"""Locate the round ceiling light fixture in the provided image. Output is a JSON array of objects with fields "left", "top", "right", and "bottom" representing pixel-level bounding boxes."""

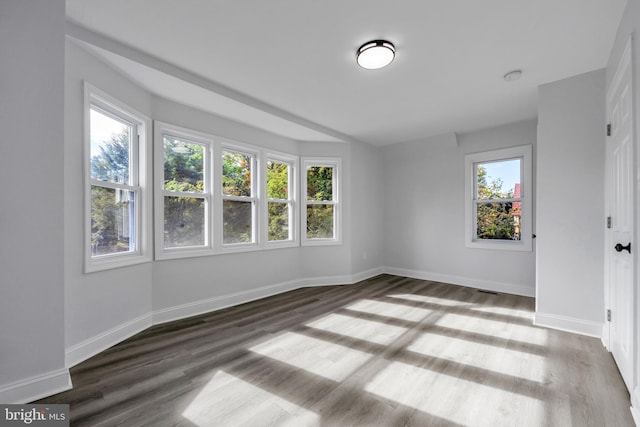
[
  {"left": 503, "top": 69, "right": 523, "bottom": 82},
  {"left": 356, "top": 40, "right": 395, "bottom": 70}
]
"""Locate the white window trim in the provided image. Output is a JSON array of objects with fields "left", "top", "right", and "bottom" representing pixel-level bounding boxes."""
[
  {"left": 84, "top": 82, "right": 152, "bottom": 273},
  {"left": 263, "top": 151, "right": 299, "bottom": 248},
  {"left": 301, "top": 157, "right": 342, "bottom": 246},
  {"left": 464, "top": 145, "right": 532, "bottom": 251},
  {"left": 217, "top": 141, "right": 261, "bottom": 253},
  {"left": 154, "top": 121, "right": 214, "bottom": 260}
]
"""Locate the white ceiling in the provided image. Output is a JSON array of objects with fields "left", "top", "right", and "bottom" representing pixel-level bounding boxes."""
[{"left": 66, "top": 0, "right": 626, "bottom": 146}]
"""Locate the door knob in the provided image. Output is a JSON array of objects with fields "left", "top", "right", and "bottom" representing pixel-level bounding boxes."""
[{"left": 615, "top": 242, "right": 631, "bottom": 253}]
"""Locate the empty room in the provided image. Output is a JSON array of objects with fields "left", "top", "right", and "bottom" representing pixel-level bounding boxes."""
[{"left": 1, "top": 1, "right": 640, "bottom": 426}]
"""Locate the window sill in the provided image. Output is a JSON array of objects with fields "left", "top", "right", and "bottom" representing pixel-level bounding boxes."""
[
  {"left": 85, "top": 253, "right": 152, "bottom": 273},
  {"left": 466, "top": 239, "right": 532, "bottom": 252},
  {"left": 302, "top": 238, "right": 342, "bottom": 247}
]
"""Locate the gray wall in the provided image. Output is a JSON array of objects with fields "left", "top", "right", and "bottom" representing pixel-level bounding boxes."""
[
  {"left": 0, "top": 0, "right": 68, "bottom": 401},
  {"left": 350, "top": 140, "right": 384, "bottom": 275},
  {"left": 536, "top": 69, "right": 605, "bottom": 335},
  {"left": 64, "top": 41, "right": 154, "bottom": 358},
  {"left": 382, "top": 121, "right": 537, "bottom": 297}
]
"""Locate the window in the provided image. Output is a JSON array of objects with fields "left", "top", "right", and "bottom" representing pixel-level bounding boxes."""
[
  {"left": 465, "top": 145, "right": 532, "bottom": 251},
  {"left": 302, "top": 158, "right": 341, "bottom": 245},
  {"left": 155, "top": 122, "right": 213, "bottom": 259},
  {"left": 85, "top": 84, "right": 151, "bottom": 272},
  {"left": 221, "top": 147, "right": 257, "bottom": 246},
  {"left": 265, "top": 153, "right": 298, "bottom": 246}
]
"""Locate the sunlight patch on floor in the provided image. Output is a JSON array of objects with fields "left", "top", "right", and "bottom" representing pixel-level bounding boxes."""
[
  {"left": 408, "top": 332, "right": 546, "bottom": 383},
  {"left": 388, "top": 293, "right": 467, "bottom": 307},
  {"left": 346, "top": 299, "right": 432, "bottom": 322},
  {"left": 182, "top": 370, "right": 320, "bottom": 426},
  {"left": 364, "top": 361, "right": 544, "bottom": 427},
  {"left": 306, "top": 313, "right": 407, "bottom": 345},
  {"left": 436, "top": 313, "right": 548, "bottom": 345},
  {"left": 249, "top": 332, "right": 372, "bottom": 382}
]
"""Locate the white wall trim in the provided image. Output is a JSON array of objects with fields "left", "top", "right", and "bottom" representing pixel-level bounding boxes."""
[
  {"left": 351, "top": 267, "right": 385, "bottom": 283},
  {"left": 534, "top": 312, "right": 603, "bottom": 338},
  {"left": 601, "top": 323, "right": 611, "bottom": 350},
  {"left": 65, "top": 313, "right": 153, "bottom": 368},
  {"left": 152, "top": 279, "right": 303, "bottom": 325},
  {"left": 67, "top": 269, "right": 383, "bottom": 370},
  {"left": 0, "top": 368, "right": 71, "bottom": 404},
  {"left": 153, "top": 268, "right": 383, "bottom": 325},
  {"left": 631, "top": 386, "right": 640, "bottom": 426},
  {"left": 153, "top": 268, "right": 382, "bottom": 325},
  {"left": 382, "top": 266, "right": 534, "bottom": 297}
]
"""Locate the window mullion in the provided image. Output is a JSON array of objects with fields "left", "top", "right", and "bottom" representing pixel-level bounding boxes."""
[
  {"left": 90, "top": 179, "right": 139, "bottom": 192},
  {"left": 306, "top": 200, "right": 335, "bottom": 205},
  {"left": 475, "top": 197, "right": 522, "bottom": 204},
  {"left": 163, "top": 190, "right": 207, "bottom": 199}
]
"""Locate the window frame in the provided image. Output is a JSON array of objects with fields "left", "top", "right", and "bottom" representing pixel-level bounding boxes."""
[
  {"left": 154, "top": 121, "right": 214, "bottom": 260},
  {"left": 464, "top": 145, "right": 532, "bottom": 251},
  {"left": 301, "top": 157, "right": 342, "bottom": 246},
  {"left": 217, "top": 142, "right": 260, "bottom": 252},
  {"left": 84, "top": 83, "right": 152, "bottom": 272},
  {"left": 263, "top": 151, "right": 299, "bottom": 248}
]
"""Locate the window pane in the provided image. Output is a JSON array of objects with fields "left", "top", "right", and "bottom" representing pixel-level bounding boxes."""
[
  {"left": 222, "top": 151, "right": 252, "bottom": 196},
  {"left": 163, "top": 136, "right": 204, "bottom": 192},
  {"left": 223, "top": 200, "right": 253, "bottom": 243},
  {"left": 90, "top": 108, "right": 132, "bottom": 184},
  {"left": 307, "top": 204, "right": 334, "bottom": 238},
  {"left": 268, "top": 202, "right": 289, "bottom": 241},
  {"left": 307, "top": 166, "right": 333, "bottom": 201},
  {"left": 91, "top": 186, "right": 135, "bottom": 256},
  {"left": 476, "top": 202, "right": 521, "bottom": 240},
  {"left": 476, "top": 159, "right": 520, "bottom": 200},
  {"left": 164, "top": 196, "right": 205, "bottom": 248},
  {"left": 267, "top": 161, "right": 289, "bottom": 200}
]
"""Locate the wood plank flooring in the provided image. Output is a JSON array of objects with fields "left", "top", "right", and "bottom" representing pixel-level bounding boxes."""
[{"left": 37, "top": 275, "right": 634, "bottom": 426}]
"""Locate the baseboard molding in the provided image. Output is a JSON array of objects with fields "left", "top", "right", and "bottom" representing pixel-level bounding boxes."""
[
  {"left": 382, "top": 266, "right": 535, "bottom": 297},
  {"left": 631, "top": 386, "right": 640, "bottom": 426},
  {"left": 351, "top": 267, "right": 385, "bottom": 283},
  {"left": 152, "top": 268, "right": 383, "bottom": 326},
  {"left": 601, "top": 323, "right": 610, "bottom": 350},
  {"left": 65, "top": 313, "right": 153, "bottom": 368},
  {"left": 534, "top": 312, "right": 603, "bottom": 338},
  {"left": 152, "top": 279, "right": 303, "bottom": 325},
  {"left": 0, "top": 368, "right": 71, "bottom": 404}
]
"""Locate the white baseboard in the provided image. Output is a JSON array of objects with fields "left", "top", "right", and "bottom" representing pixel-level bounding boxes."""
[
  {"left": 152, "top": 279, "right": 303, "bottom": 325},
  {"left": 65, "top": 313, "right": 152, "bottom": 368},
  {"left": 601, "top": 323, "right": 610, "bottom": 350},
  {"left": 382, "top": 266, "right": 535, "bottom": 297},
  {"left": 631, "top": 386, "right": 640, "bottom": 426},
  {"left": 0, "top": 368, "right": 71, "bottom": 404},
  {"left": 351, "top": 267, "right": 384, "bottom": 283},
  {"left": 152, "top": 268, "right": 383, "bottom": 325},
  {"left": 534, "top": 312, "right": 603, "bottom": 338}
]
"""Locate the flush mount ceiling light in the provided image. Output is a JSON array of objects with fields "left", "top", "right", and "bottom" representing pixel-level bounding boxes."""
[
  {"left": 503, "top": 69, "right": 523, "bottom": 82},
  {"left": 356, "top": 40, "right": 395, "bottom": 70}
]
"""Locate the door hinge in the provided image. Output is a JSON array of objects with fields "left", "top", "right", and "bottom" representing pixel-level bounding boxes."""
[
  {"left": 607, "top": 309, "right": 612, "bottom": 322},
  {"left": 607, "top": 124, "right": 612, "bottom": 136},
  {"left": 607, "top": 216, "right": 612, "bottom": 229}
]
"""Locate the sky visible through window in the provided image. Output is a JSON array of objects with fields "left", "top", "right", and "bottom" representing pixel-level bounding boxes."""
[
  {"left": 90, "top": 108, "right": 128, "bottom": 157},
  {"left": 481, "top": 158, "right": 520, "bottom": 195}
]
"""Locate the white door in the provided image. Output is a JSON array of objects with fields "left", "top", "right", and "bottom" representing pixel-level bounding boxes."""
[{"left": 606, "top": 38, "right": 636, "bottom": 393}]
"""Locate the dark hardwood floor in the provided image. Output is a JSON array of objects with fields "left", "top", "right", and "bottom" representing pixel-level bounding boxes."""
[{"left": 38, "top": 275, "right": 634, "bottom": 426}]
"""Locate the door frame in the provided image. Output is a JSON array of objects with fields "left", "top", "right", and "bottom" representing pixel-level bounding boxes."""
[{"left": 604, "top": 35, "right": 640, "bottom": 423}]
